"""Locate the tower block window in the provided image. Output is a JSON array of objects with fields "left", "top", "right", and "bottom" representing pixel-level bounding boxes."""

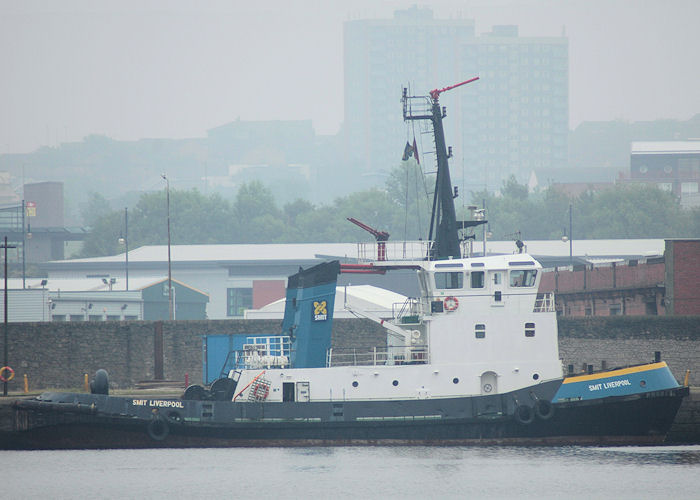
[
  {"left": 525, "top": 322, "right": 535, "bottom": 337},
  {"left": 475, "top": 324, "right": 486, "bottom": 339}
]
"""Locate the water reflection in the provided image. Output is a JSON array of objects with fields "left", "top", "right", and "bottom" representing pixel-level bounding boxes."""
[{"left": 2, "top": 445, "right": 699, "bottom": 499}]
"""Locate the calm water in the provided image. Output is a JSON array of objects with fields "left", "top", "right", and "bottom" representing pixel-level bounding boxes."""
[{"left": 2, "top": 445, "right": 699, "bottom": 499}]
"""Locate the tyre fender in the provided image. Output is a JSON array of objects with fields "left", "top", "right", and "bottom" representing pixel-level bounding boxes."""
[
  {"left": 514, "top": 404, "right": 534, "bottom": 425},
  {"left": 147, "top": 416, "right": 170, "bottom": 441},
  {"left": 535, "top": 399, "right": 555, "bottom": 420}
]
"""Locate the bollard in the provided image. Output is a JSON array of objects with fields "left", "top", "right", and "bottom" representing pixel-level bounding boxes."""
[
  {"left": 601, "top": 360, "right": 607, "bottom": 371},
  {"left": 567, "top": 364, "right": 574, "bottom": 375},
  {"left": 84, "top": 373, "right": 89, "bottom": 392},
  {"left": 185, "top": 372, "right": 189, "bottom": 387},
  {"left": 654, "top": 351, "right": 661, "bottom": 363},
  {"left": 24, "top": 374, "right": 28, "bottom": 393},
  {"left": 587, "top": 364, "right": 594, "bottom": 375},
  {"left": 684, "top": 369, "right": 691, "bottom": 387}
]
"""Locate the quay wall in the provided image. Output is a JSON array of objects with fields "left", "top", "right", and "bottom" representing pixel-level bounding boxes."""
[{"left": 0, "top": 317, "right": 698, "bottom": 391}]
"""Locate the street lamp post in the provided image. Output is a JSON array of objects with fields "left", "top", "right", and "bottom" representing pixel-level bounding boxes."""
[
  {"left": 568, "top": 203, "right": 573, "bottom": 265},
  {"left": 118, "top": 207, "right": 129, "bottom": 291},
  {"left": 2, "top": 236, "right": 16, "bottom": 397},
  {"left": 161, "top": 174, "right": 173, "bottom": 320}
]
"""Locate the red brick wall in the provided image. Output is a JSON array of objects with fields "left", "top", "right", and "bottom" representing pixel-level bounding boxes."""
[
  {"left": 252, "top": 280, "right": 286, "bottom": 309},
  {"left": 540, "top": 262, "right": 665, "bottom": 293},
  {"left": 672, "top": 240, "right": 700, "bottom": 315},
  {"left": 539, "top": 261, "right": 666, "bottom": 317}
]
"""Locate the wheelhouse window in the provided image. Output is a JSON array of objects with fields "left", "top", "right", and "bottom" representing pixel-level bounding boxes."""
[
  {"left": 470, "top": 271, "right": 485, "bottom": 289},
  {"left": 435, "top": 272, "right": 463, "bottom": 289},
  {"left": 510, "top": 269, "right": 538, "bottom": 287},
  {"left": 227, "top": 287, "right": 253, "bottom": 317}
]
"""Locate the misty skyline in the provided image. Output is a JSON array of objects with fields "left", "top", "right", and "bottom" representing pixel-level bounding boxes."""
[{"left": 1, "top": 0, "right": 699, "bottom": 155}]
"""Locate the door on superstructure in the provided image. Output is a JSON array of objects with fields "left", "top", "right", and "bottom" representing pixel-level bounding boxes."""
[
  {"left": 283, "top": 382, "right": 295, "bottom": 402},
  {"left": 490, "top": 271, "right": 504, "bottom": 306},
  {"left": 480, "top": 371, "right": 498, "bottom": 395}
]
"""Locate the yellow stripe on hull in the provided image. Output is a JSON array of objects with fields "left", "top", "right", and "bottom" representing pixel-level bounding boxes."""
[{"left": 562, "top": 362, "right": 668, "bottom": 384}]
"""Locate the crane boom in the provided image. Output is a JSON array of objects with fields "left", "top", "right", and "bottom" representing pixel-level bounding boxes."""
[{"left": 429, "top": 76, "right": 480, "bottom": 101}]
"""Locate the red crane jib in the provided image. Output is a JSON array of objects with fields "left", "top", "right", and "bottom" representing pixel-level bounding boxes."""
[
  {"left": 429, "top": 76, "right": 480, "bottom": 101},
  {"left": 346, "top": 217, "right": 390, "bottom": 241}
]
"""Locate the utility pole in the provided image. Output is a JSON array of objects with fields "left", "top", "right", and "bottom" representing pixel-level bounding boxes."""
[
  {"left": 119, "top": 208, "right": 129, "bottom": 290},
  {"left": 2, "top": 236, "right": 17, "bottom": 396},
  {"left": 162, "top": 175, "right": 173, "bottom": 320}
]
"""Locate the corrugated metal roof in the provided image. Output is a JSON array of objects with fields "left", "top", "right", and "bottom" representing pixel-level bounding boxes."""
[
  {"left": 631, "top": 141, "right": 700, "bottom": 154},
  {"left": 46, "top": 240, "right": 665, "bottom": 267},
  {"left": 48, "top": 243, "right": 360, "bottom": 265},
  {"left": 9, "top": 276, "right": 207, "bottom": 295}
]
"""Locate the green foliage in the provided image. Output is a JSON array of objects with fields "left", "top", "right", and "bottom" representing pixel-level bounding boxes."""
[
  {"left": 79, "top": 172, "right": 700, "bottom": 258},
  {"left": 472, "top": 178, "right": 697, "bottom": 241},
  {"left": 81, "top": 193, "right": 114, "bottom": 228}
]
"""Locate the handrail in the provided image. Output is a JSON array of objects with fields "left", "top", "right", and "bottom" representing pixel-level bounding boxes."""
[
  {"left": 534, "top": 292, "right": 556, "bottom": 312},
  {"left": 327, "top": 345, "right": 429, "bottom": 367}
]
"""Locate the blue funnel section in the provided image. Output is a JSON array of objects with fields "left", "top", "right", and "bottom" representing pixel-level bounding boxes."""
[{"left": 281, "top": 261, "right": 340, "bottom": 368}]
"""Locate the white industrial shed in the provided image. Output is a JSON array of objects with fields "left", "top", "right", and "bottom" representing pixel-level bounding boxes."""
[
  {"left": 40, "top": 240, "right": 666, "bottom": 320},
  {"left": 244, "top": 285, "right": 407, "bottom": 320}
]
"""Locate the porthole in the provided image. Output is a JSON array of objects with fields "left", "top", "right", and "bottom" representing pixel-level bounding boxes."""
[
  {"left": 392, "top": 380, "right": 399, "bottom": 387},
  {"left": 352, "top": 381, "right": 359, "bottom": 388},
  {"left": 640, "top": 380, "right": 646, "bottom": 387},
  {"left": 452, "top": 377, "right": 459, "bottom": 384},
  {"left": 639, "top": 165, "right": 648, "bottom": 174},
  {"left": 532, "top": 373, "right": 540, "bottom": 380}
]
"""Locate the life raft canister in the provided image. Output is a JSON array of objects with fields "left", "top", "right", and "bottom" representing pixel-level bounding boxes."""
[
  {"left": 0, "top": 366, "right": 14, "bottom": 382},
  {"left": 443, "top": 296, "right": 459, "bottom": 312}
]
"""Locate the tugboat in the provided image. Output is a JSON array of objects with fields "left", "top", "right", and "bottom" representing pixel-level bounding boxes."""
[{"left": 6, "top": 80, "right": 688, "bottom": 449}]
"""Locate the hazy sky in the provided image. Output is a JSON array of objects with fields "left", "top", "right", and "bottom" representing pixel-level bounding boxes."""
[{"left": 1, "top": 0, "right": 699, "bottom": 154}]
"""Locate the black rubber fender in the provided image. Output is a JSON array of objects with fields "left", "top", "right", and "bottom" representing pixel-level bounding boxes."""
[
  {"left": 147, "top": 416, "right": 170, "bottom": 441},
  {"left": 209, "top": 377, "right": 237, "bottom": 401},
  {"left": 535, "top": 399, "right": 555, "bottom": 420},
  {"left": 90, "top": 369, "right": 109, "bottom": 395},
  {"left": 514, "top": 404, "right": 534, "bottom": 425},
  {"left": 182, "top": 384, "right": 206, "bottom": 400}
]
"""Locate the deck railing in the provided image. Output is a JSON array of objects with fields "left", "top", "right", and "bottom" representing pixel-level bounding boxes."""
[
  {"left": 356, "top": 240, "right": 432, "bottom": 262},
  {"left": 534, "top": 292, "right": 556, "bottom": 312},
  {"left": 326, "top": 345, "right": 429, "bottom": 367},
  {"left": 392, "top": 297, "right": 423, "bottom": 324}
]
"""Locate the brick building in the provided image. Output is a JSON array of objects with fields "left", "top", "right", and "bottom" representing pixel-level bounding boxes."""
[
  {"left": 626, "top": 141, "right": 700, "bottom": 208},
  {"left": 539, "top": 239, "right": 700, "bottom": 317}
]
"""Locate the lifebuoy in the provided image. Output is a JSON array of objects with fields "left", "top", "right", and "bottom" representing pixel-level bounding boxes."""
[
  {"left": 535, "top": 399, "right": 555, "bottom": 420},
  {"left": 147, "top": 416, "right": 170, "bottom": 441},
  {"left": 443, "top": 296, "right": 459, "bottom": 312},
  {"left": 0, "top": 366, "right": 14, "bottom": 382},
  {"left": 514, "top": 404, "right": 534, "bottom": 425},
  {"left": 255, "top": 384, "right": 269, "bottom": 400}
]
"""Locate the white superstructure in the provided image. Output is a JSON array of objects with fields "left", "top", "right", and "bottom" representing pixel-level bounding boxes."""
[{"left": 230, "top": 252, "right": 563, "bottom": 403}]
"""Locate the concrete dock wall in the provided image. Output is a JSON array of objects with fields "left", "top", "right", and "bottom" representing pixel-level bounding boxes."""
[{"left": 0, "top": 316, "right": 697, "bottom": 391}]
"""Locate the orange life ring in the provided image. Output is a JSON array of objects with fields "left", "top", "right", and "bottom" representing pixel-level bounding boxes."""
[
  {"left": 444, "top": 296, "right": 459, "bottom": 311},
  {"left": 0, "top": 366, "right": 14, "bottom": 382}
]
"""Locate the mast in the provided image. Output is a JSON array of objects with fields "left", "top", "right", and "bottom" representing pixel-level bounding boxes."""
[{"left": 402, "top": 77, "right": 479, "bottom": 260}]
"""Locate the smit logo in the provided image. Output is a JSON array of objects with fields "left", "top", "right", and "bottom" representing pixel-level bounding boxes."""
[{"left": 313, "top": 301, "right": 328, "bottom": 321}]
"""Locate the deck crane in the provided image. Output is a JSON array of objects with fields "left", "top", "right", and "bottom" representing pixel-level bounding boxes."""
[{"left": 346, "top": 217, "right": 390, "bottom": 261}]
